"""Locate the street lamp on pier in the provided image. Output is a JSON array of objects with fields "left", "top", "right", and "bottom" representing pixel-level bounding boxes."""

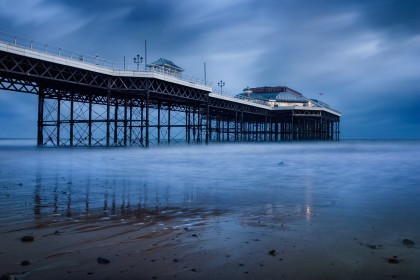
[
  {"left": 244, "top": 87, "right": 253, "bottom": 99},
  {"left": 133, "top": 54, "right": 143, "bottom": 71},
  {"left": 218, "top": 80, "right": 225, "bottom": 95}
]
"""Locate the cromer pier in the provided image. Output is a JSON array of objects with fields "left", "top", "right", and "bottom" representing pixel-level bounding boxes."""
[{"left": 0, "top": 32, "right": 340, "bottom": 147}]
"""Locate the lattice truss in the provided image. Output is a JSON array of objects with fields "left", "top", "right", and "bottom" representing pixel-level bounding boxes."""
[
  {"left": 41, "top": 96, "right": 110, "bottom": 147},
  {"left": 39, "top": 94, "right": 210, "bottom": 147},
  {"left": 0, "top": 76, "right": 38, "bottom": 94},
  {"left": 208, "top": 114, "right": 273, "bottom": 142},
  {"left": 147, "top": 104, "right": 206, "bottom": 146},
  {"left": 0, "top": 51, "right": 109, "bottom": 88}
]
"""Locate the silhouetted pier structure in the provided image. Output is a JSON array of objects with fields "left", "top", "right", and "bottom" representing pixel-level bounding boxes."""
[{"left": 0, "top": 32, "right": 340, "bottom": 147}]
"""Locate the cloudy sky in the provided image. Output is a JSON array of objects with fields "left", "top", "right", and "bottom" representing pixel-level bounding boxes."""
[{"left": 1, "top": 0, "right": 419, "bottom": 139}]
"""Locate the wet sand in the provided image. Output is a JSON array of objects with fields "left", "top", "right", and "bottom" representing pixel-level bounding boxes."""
[
  {"left": 1, "top": 142, "right": 420, "bottom": 279},
  {"left": 1, "top": 206, "right": 419, "bottom": 280}
]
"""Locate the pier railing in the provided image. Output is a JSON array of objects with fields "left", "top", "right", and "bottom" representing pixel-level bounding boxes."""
[{"left": 0, "top": 31, "right": 210, "bottom": 87}]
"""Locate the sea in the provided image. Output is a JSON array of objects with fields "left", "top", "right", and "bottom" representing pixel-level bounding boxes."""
[{"left": 1, "top": 139, "right": 420, "bottom": 233}]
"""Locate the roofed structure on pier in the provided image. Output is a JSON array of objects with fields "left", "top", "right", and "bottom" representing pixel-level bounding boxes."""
[
  {"left": 147, "top": 58, "right": 183, "bottom": 78},
  {"left": 235, "top": 86, "right": 335, "bottom": 111}
]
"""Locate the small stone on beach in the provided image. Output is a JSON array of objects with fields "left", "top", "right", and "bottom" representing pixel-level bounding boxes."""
[
  {"left": 20, "top": 260, "right": 30, "bottom": 266},
  {"left": 388, "top": 257, "right": 399, "bottom": 264},
  {"left": 269, "top": 250, "right": 276, "bottom": 256},
  {"left": 20, "top": 236, "right": 34, "bottom": 242},
  {"left": 402, "top": 239, "right": 415, "bottom": 247},
  {"left": 366, "top": 244, "right": 378, "bottom": 249},
  {"left": 97, "top": 257, "right": 110, "bottom": 264}
]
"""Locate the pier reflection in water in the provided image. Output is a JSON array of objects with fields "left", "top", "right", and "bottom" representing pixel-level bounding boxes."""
[{"left": 1, "top": 141, "right": 420, "bottom": 234}]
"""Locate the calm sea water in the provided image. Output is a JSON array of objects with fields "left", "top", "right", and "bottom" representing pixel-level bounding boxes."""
[{"left": 1, "top": 140, "right": 420, "bottom": 234}]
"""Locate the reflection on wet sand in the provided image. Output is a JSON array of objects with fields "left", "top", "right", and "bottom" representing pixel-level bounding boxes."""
[
  {"left": 1, "top": 142, "right": 420, "bottom": 279},
  {"left": 28, "top": 170, "right": 316, "bottom": 234},
  {"left": 22, "top": 169, "right": 233, "bottom": 234}
]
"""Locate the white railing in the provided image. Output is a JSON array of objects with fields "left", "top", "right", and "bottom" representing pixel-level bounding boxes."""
[
  {"left": 233, "top": 94, "right": 271, "bottom": 106},
  {"left": 0, "top": 31, "right": 209, "bottom": 87}
]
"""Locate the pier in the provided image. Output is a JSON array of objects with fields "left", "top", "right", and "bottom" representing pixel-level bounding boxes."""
[{"left": 0, "top": 32, "right": 340, "bottom": 147}]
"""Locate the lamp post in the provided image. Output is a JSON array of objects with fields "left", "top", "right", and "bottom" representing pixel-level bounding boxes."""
[
  {"left": 218, "top": 80, "right": 225, "bottom": 95},
  {"left": 133, "top": 54, "right": 143, "bottom": 71},
  {"left": 244, "top": 87, "right": 252, "bottom": 99}
]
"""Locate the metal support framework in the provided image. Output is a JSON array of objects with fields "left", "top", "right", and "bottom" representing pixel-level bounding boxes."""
[{"left": 0, "top": 50, "right": 340, "bottom": 147}]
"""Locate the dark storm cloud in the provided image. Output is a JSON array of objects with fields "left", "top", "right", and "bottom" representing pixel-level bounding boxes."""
[
  {"left": 0, "top": 0, "right": 419, "bottom": 139},
  {"left": 358, "top": 0, "right": 420, "bottom": 36}
]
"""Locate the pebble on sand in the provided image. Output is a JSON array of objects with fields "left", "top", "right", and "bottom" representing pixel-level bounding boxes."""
[
  {"left": 388, "top": 257, "right": 399, "bottom": 264},
  {"left": 269, "top": 250, "right": 276, "bottom": 256},
  {"left": 20, "top": 236, "right": 34, "bottom": 242},
  {"left": 402, "top": 239, "right": 415, "bottom": 247},
  {"left": 97, "top": 257, "right": 111, "bottom": 264},
  {"left": 20, "top": 260, "right": 30, "bottom": 266}
]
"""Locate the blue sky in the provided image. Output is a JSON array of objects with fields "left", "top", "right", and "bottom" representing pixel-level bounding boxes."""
[{"left": 1, "top": 0, "right": 419, "bottom": 139}]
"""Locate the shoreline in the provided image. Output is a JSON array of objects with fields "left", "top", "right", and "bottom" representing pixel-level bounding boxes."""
[{"left": 1, "top": 207, "right": 418, "bottom": 280}]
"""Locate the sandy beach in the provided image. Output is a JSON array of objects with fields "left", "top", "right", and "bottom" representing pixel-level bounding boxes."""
[
  {"left": 1, "top": 203, "right": 419, "bottom": 280},
  {"left": 1, "top": 142, "right": 419, "bottom": 279}
]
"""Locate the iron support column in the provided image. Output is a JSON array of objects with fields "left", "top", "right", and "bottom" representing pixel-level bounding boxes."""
[
  {"left": 106, "top": 78, "right": 111, "bottom": 147},
  {"left": 193, "top": 108, "right": 197, "bottom": 142},
  {"left": 37, "top": 88, "right": 44, "bottom": 146},
  {"left": 157, "top": 102, "right": 161, "bottom": 144},
  {"left": 114, "top": 102, "right": 118, "bottom": 145},
  {"left": 129, "top": 102, "right": 133, "bottom": 145},
  {"left": 145, "top": 79, "right": 150, "bottom": 148},
  {"left": 88, "top": 95, "right": 92, "bottom": 146},
  {"left": 140, "top": 100, "right": 144, "bottom": 146},
  {"left": 57, "top": 94, "right": 61, "bottom": 146},
  {"left": 124, "top": 97, "right": 128, "bottom": 147},
  {"left": 226, "top": 117, "right": 229, "bottom": 142},
  {"left": 168, "top": 104, "right": 171, "bottom": 145},
  {"left": 70, "top": 93, "right": 74, "bottom": 147},
  {"left": 186, "top": 108, "right": 190, "bottom": 144},
  {"left": 205, "top": 102, "right": 209, "bottom": 144},
  {"left": 235, "top": 110, "right": 238, "bottom": 142}
]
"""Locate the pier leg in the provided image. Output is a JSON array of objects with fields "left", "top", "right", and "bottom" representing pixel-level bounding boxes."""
[
  {"left": 114, "top": 102, "right": 118, "bottom": 145},
  {"left": 227, "top": 117, "right": 230, "bottom": 142},
  {"left": 193, "top": 108, "right": 197, "bottom": 143},
  {"left": 330, "top": 120, "right": 334, "bottom": 141},
  {"left": 241, "top": 111, "right": 244, "bottom": 142},
  {"left": 57, "top": 94, "right": 61, "bottom": 146},
  {"left": 88, "top": 95, "right": 92, "bottom": 146},
  {"left": 255, "top": 120, "right": 258, "bottom": 141},
  {"left": 205, "top": 103, "right": 209, "bottom": 144},
  {"left": 235, "top": 110, "right": 238, "bottom": 142},
  {"left": 124, "top": 97, "right": 128, "bottom": 147},
  {"left": 145, "top": 81, "right": 150, "bottom": 148},
  {"left": 106, "top": 78, "right": 111, "bottom": 147},
  {"left": 129, "top": 102, "right": 133, "bottom": 145},
  {"left": 37, "top": 88, "right": 44, "bottom": 146},
  {"left": 207, "top": 114, "right": 212, "bottom": 144},
  {"left": 140, "top": 100, "right": 144, "bottom": 146},
  {"left": 157, "top": 102, "right": 161, "bottom": 145},
  {"left": 168, "top": 104, "right": 171, "bottom": 145},
  {"left": 217, "top": 116, "right": 221, "bottom": 142},
  {"left": 70, "top": 94, "right": 74, "bottom": 147}
]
